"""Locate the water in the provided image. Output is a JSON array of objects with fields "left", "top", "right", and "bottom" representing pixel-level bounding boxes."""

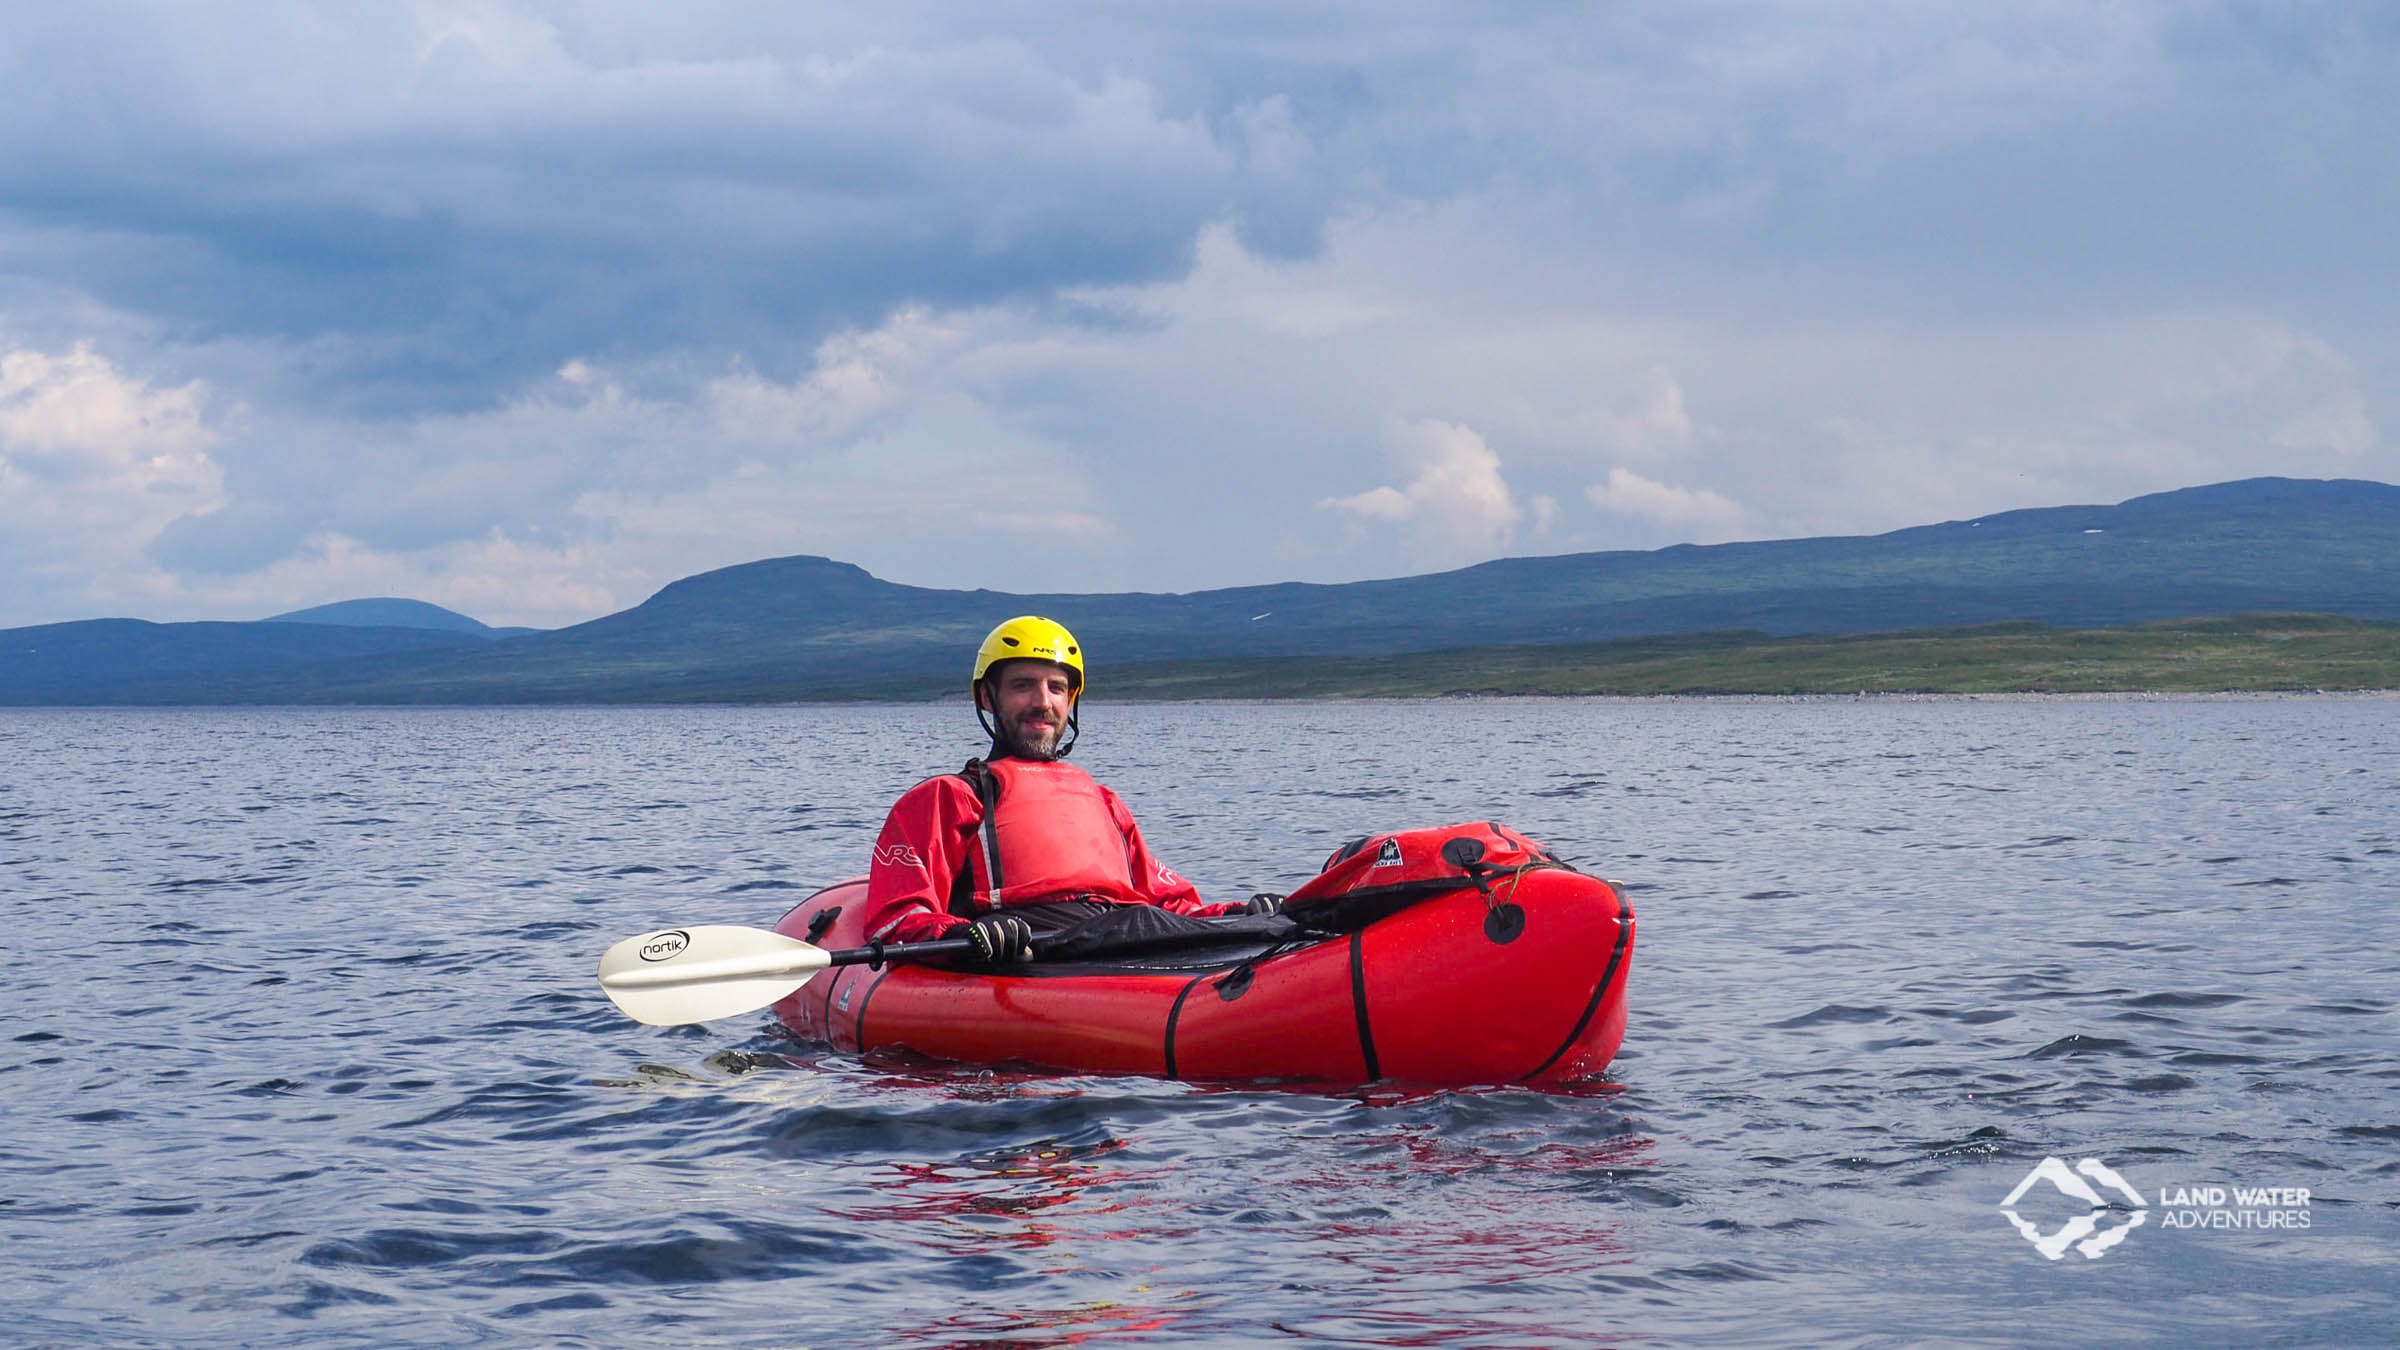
[{"left": 3, "top": 699, "right": 2395, "bottom": 1347}]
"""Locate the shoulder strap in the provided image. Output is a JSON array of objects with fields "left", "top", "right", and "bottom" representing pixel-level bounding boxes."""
[{"left": 950, "top": 758, "right": 1005, "bottom": 916}]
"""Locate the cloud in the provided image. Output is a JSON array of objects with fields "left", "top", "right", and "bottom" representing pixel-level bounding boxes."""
[
  {"left": 1676, "top": 309, "right": 2385, "bottom": 534},
  {"left": 0, "top": 341, "right": 225, "bottom": 611},
  {"left": 145, "top": 527, "right": 638, "bottom": 632},
  {"left": 149, "top": 499, "right": 305, "bottom": 576},
  {"left": 1584, "top": 468, "right": 1746, "bottom": 536},
  {"left": 0, "top": 7, "right": 1304, "bottom": 408},
  {"left": 1319, "top": 419, "right": 1524, "bottom": 555},
  {"left": 703, "top": 306, "right": 962, "bottom": 447},
  {"left": 5, "top": 5, "right": 2400, "bottom": 627},
  {"left": 1541, "top": 367, "right": 1695, "bottom": 462},
  {"left": 12, "top": 1, "right": 2388, "bottom": 419},
  {"left": 12, "top": 213, "right": 2391, "bottom": 627},
  {"left": 0, "top": 341, "right": 215, "bottom": 456}
]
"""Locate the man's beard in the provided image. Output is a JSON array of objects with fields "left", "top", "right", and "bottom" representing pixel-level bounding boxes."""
[{"left": 997, "top": 711, "right": 1067, "bottom": 760}]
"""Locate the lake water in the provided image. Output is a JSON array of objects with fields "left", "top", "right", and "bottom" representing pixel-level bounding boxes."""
[{"left": 3, "top": 699, "right": 2395, "bottom": 1347}]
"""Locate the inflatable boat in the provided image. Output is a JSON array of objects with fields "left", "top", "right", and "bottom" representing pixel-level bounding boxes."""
[{"left": 770, "top": 823, "right": 1635, "bottom": 1088}]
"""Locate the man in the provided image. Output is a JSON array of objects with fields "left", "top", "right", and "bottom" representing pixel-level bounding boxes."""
[{"left": 859, "top": 616, "right": 1275, "bottom": 963}]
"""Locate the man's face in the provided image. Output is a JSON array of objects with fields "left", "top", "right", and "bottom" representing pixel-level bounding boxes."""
[{"left": 980, "top": 660, "right": 1077, "bottom": 759}]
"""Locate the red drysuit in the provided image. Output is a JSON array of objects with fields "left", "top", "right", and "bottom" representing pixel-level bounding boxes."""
[{"left": 860, "top": 756, "right": 1233, "bottom": 945}]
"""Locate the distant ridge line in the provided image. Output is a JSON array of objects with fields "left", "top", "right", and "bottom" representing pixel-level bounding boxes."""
[{"left": 4, "top": 476, "right": 2396, "bottom": 704}]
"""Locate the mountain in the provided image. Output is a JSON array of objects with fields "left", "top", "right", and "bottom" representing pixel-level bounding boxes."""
[
  {"left": 4, "top": 476, "right": 2397, "bottom": 704},
  {"left": 0, "top": 619, "right": 495, "bottom": 704},
  {"left": 265, "top": 597, "right": 538, "bottom": 637},
  {"left": 0, "top": 596, "right": 540, "bottom": 705}
]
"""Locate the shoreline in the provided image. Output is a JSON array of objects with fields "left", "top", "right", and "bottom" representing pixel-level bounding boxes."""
[
  {"left": 1108, "top": 687, "right": 2400, "bottom": 705},
  {"left": 7, "top": 687, "right": 2400, "bottom": 712}
]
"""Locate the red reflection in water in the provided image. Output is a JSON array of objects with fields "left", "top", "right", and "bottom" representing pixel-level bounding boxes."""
[
  {"left": 1284, "top": 1123, "right": 1653, "bottom": 1276},
  {"left": 807, "top": 1051, "right": 1657, "bottom": 1349},
  {"left": 829, "top": 1132, "right": 1202, "bottom": 1346},
  {"left": 887, "top": 1296, "right": 1194, "bottom": 1349},
  {"left": 827, "top": 1135, "right": 1155, "bottom": 1252}
]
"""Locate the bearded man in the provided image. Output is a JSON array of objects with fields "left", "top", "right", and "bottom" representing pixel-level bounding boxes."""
[{"left": 857, "top": 616, "right": 1276, "bottom": 963}]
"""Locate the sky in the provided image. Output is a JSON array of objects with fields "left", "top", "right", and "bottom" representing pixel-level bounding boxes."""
[{"left": 3, "top": 1, "right": 2395, "bottom": 629}]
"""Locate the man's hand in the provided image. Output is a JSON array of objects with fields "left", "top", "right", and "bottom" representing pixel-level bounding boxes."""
[
  {"left": 963, "top": 913, "right": 1035, "bottom": 963},
  {"left": 1241, "top": 893, "right": 1286, "bottom": 916}
]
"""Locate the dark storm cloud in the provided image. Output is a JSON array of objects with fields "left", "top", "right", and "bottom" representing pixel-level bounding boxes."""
[
  {"left": 0, "top": 4, "right": 1324, "bottom": 407},
  {"left": 10, "top": 1, "right": 2396, "bottom": 405}
]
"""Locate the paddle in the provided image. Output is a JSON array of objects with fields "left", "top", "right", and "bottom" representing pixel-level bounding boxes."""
[
  {"left": 596, "top": 925, "right": 973, "bottom": 1027},
  {"left": 597, "top": 910, "right": 1305, "bottom": 1027}
]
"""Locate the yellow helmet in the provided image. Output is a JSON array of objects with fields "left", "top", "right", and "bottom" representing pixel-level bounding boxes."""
[{"left": 972, "top": 616, "right": 1085, "bottom": 699}]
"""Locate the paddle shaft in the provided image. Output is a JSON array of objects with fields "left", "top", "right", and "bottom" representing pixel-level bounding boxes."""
[{"left": 820, "top": 936, "right": 979, "bottom": 968}]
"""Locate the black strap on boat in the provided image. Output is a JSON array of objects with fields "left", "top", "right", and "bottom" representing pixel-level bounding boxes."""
[
  {"left": 1162, "top": 972, "right": 1206, "bottom": 1080},
  {"left": 1285, "top": 861, "right": 1572, "bottom": 935},
  {"left": 952, "top": 758, "right": 1005, "bottom": 917},
  {"left": 852, "top": 962, "right": 900, "bottom": 1047},
  {"left": 1520, "top": 881, "right": 1635, "bottom": 1081},
  {"left": 1348, "top": 930, "right": 1381, "bottom": 1082}
]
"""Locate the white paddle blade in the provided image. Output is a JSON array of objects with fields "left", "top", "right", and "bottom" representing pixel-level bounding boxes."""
[{"left": 596, "top": 925, "right": 834, "bottom": 1026}]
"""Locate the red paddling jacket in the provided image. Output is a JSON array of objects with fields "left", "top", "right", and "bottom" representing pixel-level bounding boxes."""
[{"left": 861, "top": 756, "right": 1226, "bottom": 944}]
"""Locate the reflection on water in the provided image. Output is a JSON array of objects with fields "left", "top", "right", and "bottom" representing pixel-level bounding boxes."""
[
  {"left": 840, "top": 1135, "right": 1145, "bottom": 1251},
  {"left": 845, "top": 1100, "right": 1659, "bottom": 1349},
  {"left": 895, "top": 1297, "right": 1196, "bottom": 1350}
]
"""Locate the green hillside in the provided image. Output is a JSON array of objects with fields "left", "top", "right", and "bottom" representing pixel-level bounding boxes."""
[{"left": 1100, "top": 614, "right": 2400, "bottom": 698}]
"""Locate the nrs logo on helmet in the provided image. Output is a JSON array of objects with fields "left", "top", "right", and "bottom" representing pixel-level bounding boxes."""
[{"left": 972, "top": 616, "right": 1083, "bottom": 696}]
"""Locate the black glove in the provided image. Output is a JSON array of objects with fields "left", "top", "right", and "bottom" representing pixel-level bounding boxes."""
[
  {"left": 963, "top": 913, "right": 1035, "bottom": 964},
  {"left": 1241, "top": 893, "right": 1286, "bottom": 916}
]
